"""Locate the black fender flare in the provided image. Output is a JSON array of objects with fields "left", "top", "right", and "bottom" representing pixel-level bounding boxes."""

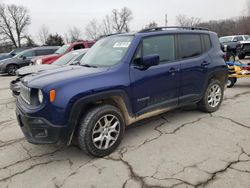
[{"left": 66, "top": 90, "right": 133, "bottom": 145}]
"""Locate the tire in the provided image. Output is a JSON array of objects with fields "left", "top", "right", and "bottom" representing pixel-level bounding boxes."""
[
  {"left": 6, "top": 64, "right": 18, "bottom": 76},
  {"left": 227, "top": 78, "right": 237, "bottom": 88},
  {"left": 198, "top": 79, "right": 224, "bottom": 113},
  {"left": 77, "top": 104, "right": 125, "bottom": 157},
  {"left": 238, "top": 54, "right": 245, "bottom": 60}
]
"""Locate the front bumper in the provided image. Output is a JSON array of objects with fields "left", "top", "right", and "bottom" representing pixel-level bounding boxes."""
[
  {"left": 16, "top": 102, "right": 69, "bottom": 145},
  {"left": 10, "top": 78, "right": 21, "bottom": 97},
  {"left": 0, "top": 64, "right": 6, "bottom": 74}
]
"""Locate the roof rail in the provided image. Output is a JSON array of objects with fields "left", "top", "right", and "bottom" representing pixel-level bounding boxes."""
[
  {"left": 139, "top": 26, "right": 209, "bottom": 33},
  {"left": 98, "top": 32, "right": 125, "bottom": 40}
]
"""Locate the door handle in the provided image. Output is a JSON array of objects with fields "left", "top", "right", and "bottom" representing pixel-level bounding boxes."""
[{"left": 201, "top": 61, "right": 210, "bottom": 67}]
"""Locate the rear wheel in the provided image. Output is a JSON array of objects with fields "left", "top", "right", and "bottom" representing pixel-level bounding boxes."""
[
  {"left": 77, "top": 104, "right": 125, "bottom": 157},
  {"left": 6, "top": 64, "right": 18, "bottom": 76},
  {"left": 198, "top": 80, "right": 224, "bottom": 113},
  {"left": 227, "top": 78, "right": 237, "bottom": 88}
]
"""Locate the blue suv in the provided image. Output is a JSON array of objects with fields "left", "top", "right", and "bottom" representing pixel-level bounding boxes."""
[{"left": 16, "top": 27, "right": 227, "bottom": 157}]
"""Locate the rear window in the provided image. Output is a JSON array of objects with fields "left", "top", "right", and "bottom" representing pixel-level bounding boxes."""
[
  {"left": 179, "top": 34, "right": 202, "bottom": 59},
  {"left": 202, "top": 34, "right": 212, "bottom": 52}
]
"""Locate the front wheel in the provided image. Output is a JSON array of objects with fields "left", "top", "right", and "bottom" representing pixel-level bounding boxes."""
[
  {"left": 77, "top": 105, "right": 125, "bottom": 157},
  {"left": 6, "top": 64, "right": 18, "bottom": 76},
  {"left": 198, "top": 80, "right": 224, "bottom": 113}
]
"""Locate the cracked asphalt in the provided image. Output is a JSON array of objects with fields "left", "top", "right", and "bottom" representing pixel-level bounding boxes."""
[{"left": 1, "top": 63, "right": 250, "bottom": 188}]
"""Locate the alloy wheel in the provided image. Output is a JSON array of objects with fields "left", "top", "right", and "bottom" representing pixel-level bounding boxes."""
[
  {"left": 207, "top": 84, "right": 222, "bottom": 108},
  {"left": 92, "top": 114, "right": 120, "bottom": 150}
]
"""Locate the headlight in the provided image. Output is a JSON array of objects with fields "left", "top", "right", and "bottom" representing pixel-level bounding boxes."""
[
  {"left": 38, "top": 89, "right": 43, "bottom": 104},
  {"left": 36, "top": 59, "right": 43, "bottom": 65}
]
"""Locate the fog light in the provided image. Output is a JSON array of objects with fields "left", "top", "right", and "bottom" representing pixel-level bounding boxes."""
[{"left": 33, "top": 128, "right": 48, "bottom": 138}]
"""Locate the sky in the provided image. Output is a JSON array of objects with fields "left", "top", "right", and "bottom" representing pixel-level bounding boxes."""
[{"left": 0, "top": 0, "right": 249, "bottom": 42}]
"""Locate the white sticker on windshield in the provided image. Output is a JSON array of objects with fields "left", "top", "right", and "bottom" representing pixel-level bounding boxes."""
[{"left": 113, "top": 42, "right": 131, "bottom": 48}]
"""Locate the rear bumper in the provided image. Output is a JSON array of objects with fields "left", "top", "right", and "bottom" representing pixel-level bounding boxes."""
[{"left": 16, "top": 102, "right": 69, "bottom": 145}]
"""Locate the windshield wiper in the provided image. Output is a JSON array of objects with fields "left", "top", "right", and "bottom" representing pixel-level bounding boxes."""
[{"left": 81, "top": 64, "right": 98, "bottom": 68}]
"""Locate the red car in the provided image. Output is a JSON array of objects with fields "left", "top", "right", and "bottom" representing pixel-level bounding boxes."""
[{"left": 32, "top": 41, "right": 95, "bottom": 65}]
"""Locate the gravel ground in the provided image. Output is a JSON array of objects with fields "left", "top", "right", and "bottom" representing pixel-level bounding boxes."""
[{"left": 0, "top": 60, "right": 250, "bottom": 188}]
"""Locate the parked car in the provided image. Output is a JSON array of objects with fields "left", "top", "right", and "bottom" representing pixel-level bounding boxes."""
[
  {"left": 0, "top": 47, "right": 32, "bottom": 61},
  {"left": 10, "top": 49, "right": 88, "bottom": 96},
  {"left": 219, "top": 35, "right": 249, "bottom": 54},
  {"left": 32, "top": 41, "right": 95, "bottom": 65},
  {"left": 237, "top": 37, "right": 250, "bottom": 59},
  {"left": 0, "top": 46, "right": 59, "bottom": 75},
  {"left": 16, "top": 27, "right": 227, "bottom": 157}
]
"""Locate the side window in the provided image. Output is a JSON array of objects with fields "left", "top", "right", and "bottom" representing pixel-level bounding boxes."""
[
  {"left": 142, "top": 35, "right": 175, "bottom": 63},
  {"left": 73, "top": 44, "right": 84, "bottom": 50},
  {"left": 179, "top": 34, "right": 202, "bottom": 59},
  {"left": 23, "top": 50, "right": 35, "bottom": 57},
  {"left": 202, "top": 34, "right": 212, "bottom": 52},
  {"left": 236, "top": 36, "right": 243, "bottom": 41},
  {"left": 36, "top": 49, "right": 54, "bottom": 56}
]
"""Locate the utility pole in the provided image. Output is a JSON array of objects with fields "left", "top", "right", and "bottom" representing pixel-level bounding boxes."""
[{"left": 165, "top": 14, "right": 168, "bottom": 26}]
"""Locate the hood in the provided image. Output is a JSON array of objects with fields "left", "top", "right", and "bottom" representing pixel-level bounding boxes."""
[
  {"left": 240, "top": 41, "right": 250, "bottom": 44},
  {"left": 23, "top": 65, "right": 109, "bottom": 89},
  {"left": 34, "top": 54, "right": 60, "bottom": 61},
  {"left": 16, "top": 64, "right": 61, "bottom": 76},
  {"left": 0, "top": 57, "right": 19, "bottom": 64},
  {"left": 0, "top": 54, "right": 11, "bottom": 61}
]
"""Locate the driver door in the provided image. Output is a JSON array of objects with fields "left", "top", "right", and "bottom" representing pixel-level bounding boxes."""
[
  {"left": 130, "top": 35, "right": 180, "bottom": 115},
  {"left": 19, "top": 50, "right": 36, "bottom": 66}
]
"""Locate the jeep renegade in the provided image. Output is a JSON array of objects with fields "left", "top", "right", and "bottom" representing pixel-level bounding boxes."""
[{"left": 16, "top": 27, "right": 228, "bottom": 157}]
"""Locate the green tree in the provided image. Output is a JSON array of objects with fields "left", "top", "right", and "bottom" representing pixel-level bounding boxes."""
[{"left": 45, "top": 33, "right": 64, "bottom": 46}]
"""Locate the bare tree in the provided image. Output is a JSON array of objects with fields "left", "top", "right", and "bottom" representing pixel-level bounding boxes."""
[
  {"left": 144, "top": 21, "right": 158, "bottom": 29},
  {"left": 102, "top": 15, "right": 113, "bottom": 35},
  {"left": 111, "top": 7, "right": 133, "bottom": 32},
  {"left": 176, "top": 14, "right": 201, "bottom": 27},
  {"left": 0, "top": 4, "right": 31, "bottom": 48},
  {"left": 85, "top": 19, "right": 101, "bottom": 40},
  {"left": 68, "top": 26, "right": 82, "bottom": 42},
  {"left": 247, "top": 0, "right": 250, "bottom": 16},
  {"left": 38, "top": 25, "right": 49, "bottom": 45},
  {"left": 85, "top": 7, "right": 133, "bottom": 40}
]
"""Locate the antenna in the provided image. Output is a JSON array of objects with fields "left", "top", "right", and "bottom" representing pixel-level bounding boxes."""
[{"left": 165, "top": 14, "right": 168, "bottom": 26}]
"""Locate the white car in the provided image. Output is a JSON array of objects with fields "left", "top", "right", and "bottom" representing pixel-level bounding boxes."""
[{"left": 219, "top": 35, "right": 249, "bottom": 44}]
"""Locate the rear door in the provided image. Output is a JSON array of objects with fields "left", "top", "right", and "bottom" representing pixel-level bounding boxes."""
[{"left": 178, "top": 33, "right": 212, "bottom": 105}]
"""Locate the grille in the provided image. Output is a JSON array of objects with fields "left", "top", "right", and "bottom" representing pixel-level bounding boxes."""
[{"left": 20, "top": 83, "right": 31, "bottom": 104}]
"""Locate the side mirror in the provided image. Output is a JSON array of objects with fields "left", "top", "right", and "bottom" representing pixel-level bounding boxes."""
[
  {"left": 137, "top": 54, "right": 160, "bottom": 69},
  {"left": 233, "top": 39, "right": 238, "bottom": 42},
  {"left": 19, "top": 55, "right": 26, "bottom": 60}
]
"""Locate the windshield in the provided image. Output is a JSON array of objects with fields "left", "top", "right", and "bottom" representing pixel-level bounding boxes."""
[
  {"left": 52, "top": 51, "right": 81, "bottom": 65},
  {"left": 219, "top": 37, "right": 233, "bottom": 43},
  {"left": 80, "top": 35, "right": 133, "bottom": 67},
  {"left": 55, "top": 44, "right": 70, "bottom": 55},
  {"left": 14, "top": 49, "right": 34, "bottom": 58}
]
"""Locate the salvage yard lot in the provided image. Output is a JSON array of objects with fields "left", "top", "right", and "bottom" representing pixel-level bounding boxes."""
[{"left": 0, "top": 63, "right": 250, "bottom": 188}]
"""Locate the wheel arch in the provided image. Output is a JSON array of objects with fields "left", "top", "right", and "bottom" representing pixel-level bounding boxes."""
[{"left": 66, "top": 90, "right": 134, "bottom": 145}]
